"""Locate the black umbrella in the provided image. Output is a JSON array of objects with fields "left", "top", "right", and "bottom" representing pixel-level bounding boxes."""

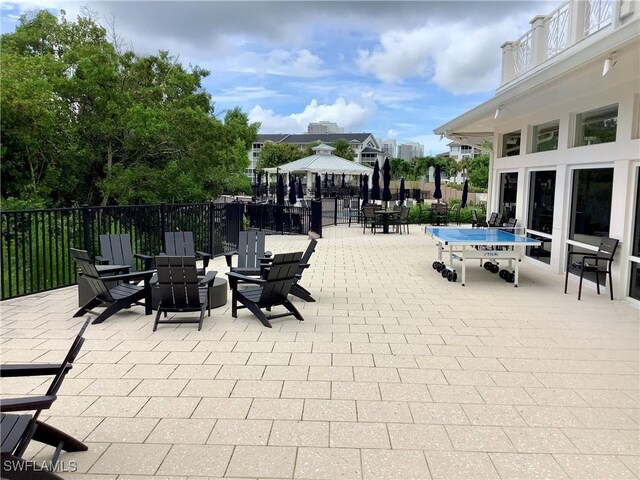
[
  {"left": 256, "top": 171, "right": 262, "bottom": 198},
  {"left": 324, "top": 172, "right": 329, "bottom": 189},
  {"left": 399, "top": 178, "right": 406, "bottom": 206},
  {"left": 289, "top": 175, "right": 297, "bottom": 205},
  {"left": 359, "top": 174, "right": 363, "bottom": 190},
  {"left": 315, "top": 173, "right": 322, "bottom": 200},
  {"left": 331, "top": 173, "right": 335, "bottom": 188},
  {"left": 341, "top": 173, "right": 346, "bottom": 189},
  {"left": 297, "top": 177, "right": 304, "bottom": 198},
  {"left": 276, "top": 174, "right": 285, "bottom": 206},
  {"left": 371, "top": 160, "right": 381, "bottom": 200},
  {"left": 381, "top": 158, "right": 392, "bottom": 203},
  {"left": 461, "top": 179, "right": 469, "bottom": 208},
  {"left": 433, "top": 164, "right": 442, "bottom": 202},
  {"left": 362, "top": 174, "right": 369, "bottom": 205}
]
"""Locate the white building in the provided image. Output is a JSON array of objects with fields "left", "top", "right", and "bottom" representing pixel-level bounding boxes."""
[
  {"left": 307, "top": 121, "right": 344, "bottom": 134},
  {"left": 434, "top": 0, "right": 640, "bottom": 302},
  {"left": 397, "top": 142, "right": 424, "bottom": 161},
  {"left": 247, "top": 133, "right": 384, "bottom": 180},
  {"left": 447, "top": 142, "right": 482, "bottom": 160},
  {"left": 381, "top": 139, "right": 397, "bottom": 158}
]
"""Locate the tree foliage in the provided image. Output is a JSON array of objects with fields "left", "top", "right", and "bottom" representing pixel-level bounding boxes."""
[
  {"left": 1, "top": 10, "right": 258, "bottom": 206},
  {"left": 256, "top": 142, "right": 305, "bottom": 171}
]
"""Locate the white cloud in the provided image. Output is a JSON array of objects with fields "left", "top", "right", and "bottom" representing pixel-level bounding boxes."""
[
  {"left": 213, "top": 86, "right": 283, "bottom": 103},
  {"left": 356, "top": 17, "right": 528, "bottom": 94},
  {"left": 249, "top": 97, "right": 374, "bottom": 134},
  {"left": 236, "top": 49, "right": 326, "bottom": 78},
  {"left": 387, "top": 129, "right": 398, "bottom": 139}
]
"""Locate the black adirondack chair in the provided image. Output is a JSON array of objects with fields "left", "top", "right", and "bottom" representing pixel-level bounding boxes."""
[
  {"left": 564, "top": 237, "right": 619, "bottom": 300},
  {"left": 164, "top": 231, "right": 211, "bottom": 276},
  {"left": 153, "top": 256, "right": 217, "bottom": 331},
  {"left": 97, "top": 233, "right": 153, "bottom": 272},
  {"left": 227, "top": 251, "right": 304, "bottom": 328},
  {"left": 224, "top": 231, "right": 272, "bottom": 276},
  {"left": 261, "top": 240, "right": 318, "bottom": 302},
  {"left": 1, "top": 318, "right": 90, "bottom": 478},
  {"left": 72, "top": 248, "right": 154, "bottom": 324}
]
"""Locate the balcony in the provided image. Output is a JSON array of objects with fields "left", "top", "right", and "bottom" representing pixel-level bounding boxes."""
[{"left": 500, "top": 0, "right": 635, "bottom": 88}]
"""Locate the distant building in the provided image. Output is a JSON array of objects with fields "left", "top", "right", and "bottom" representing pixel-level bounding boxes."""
[
  {"left": 247, "top": 132, "right": 384, "bottom": 179},
  {"left": 447, "top": 142, "right": 482, "bottom": 160},
  {"left": 397, "top": 142, "right": 424, "bottom": 161},
  {"left": 307, "top": 122, "right": 344, "bottom": 134},
  {"left": 381, "top": 139, "right": 397, "bottom": 158}
]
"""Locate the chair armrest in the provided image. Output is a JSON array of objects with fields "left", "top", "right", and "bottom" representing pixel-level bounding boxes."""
[
  {"left": 226, "top": 272, "right": 266, "bottom": 285},
  {"left": 224, "top": 251, "right": 238, "bottom": 268},
  {"left": 0, "top": 395, "right": 57, "bottom": 413},
  {"left": 134, "top": 253, "right": 154, "bottom": 271},
  {"left": 104, "top": 270, "right": 155, "bottom": 283},
  {"left": 199, "top": 271, "right": 217, "bottom": 287},
  {"left": 94, "top": 256, "right": 111, "bottom": 265},
  {"left": 196, "top": 251, "right": 211, "bottom": 261},
  {"left": 0, "top": 363, "right": 72, "bottom": 378}
]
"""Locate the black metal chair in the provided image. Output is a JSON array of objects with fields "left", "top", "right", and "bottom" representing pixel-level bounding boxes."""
[
  {"left": 472, "top": 210, "right": 487, "bottom": 228},
  {"left": 164, "top": 231, "right": 210, "bottom": 276},
  {"left": 487, "top": 212, "right": 501, "bottom": 227},
  {"left": 1, "top": 318, "right": 91, "bottom": 478},
  {"left": 564, "top": 237, "right": 619, "bottom": 300},
  {"left": 97, "top": 233, "right": 153, "bottom": 272},
  {"left": 362, "top": 205, "right": 378, "bottom": 234},
  {"left": 224, "top": 231, "right": 272, "bottom": 276},
  {"left": 227, "top": 251, "right": 304, "bottom": 328},
  {"left": 153, "top": 256, "right": 217, "bottom": 331},
  {"left": 72, "top": 248, "right": 154, "bottom": 324}
]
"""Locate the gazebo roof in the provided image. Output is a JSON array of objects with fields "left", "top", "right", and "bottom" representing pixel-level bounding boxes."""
[{"left": 264, "top": 145, "right": 373, "bottom": 175}]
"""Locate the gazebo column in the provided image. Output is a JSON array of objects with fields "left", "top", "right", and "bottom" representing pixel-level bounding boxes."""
[{"left": 306, "top": 172, "right": 313, "bottom": 193}]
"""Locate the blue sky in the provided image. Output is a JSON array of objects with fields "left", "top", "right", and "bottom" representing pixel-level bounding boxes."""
[{"left": 2, "top": 1, "right": 559, "bottom": 155}]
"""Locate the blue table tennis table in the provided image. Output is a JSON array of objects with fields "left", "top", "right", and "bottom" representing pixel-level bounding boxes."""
[{"left": 425, "top": 227, "right": 541, "bottom": 287}]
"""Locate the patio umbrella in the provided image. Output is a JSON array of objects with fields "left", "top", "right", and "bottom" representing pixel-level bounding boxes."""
[
  {"left": 331, "top": 173, "right": 335, "bottom": 188},
  {"left": 359, "top": 174, "right": 363, "bottom": 191},
  {"left": 276, "top": 174, "right": 285, "bottom": 206},
  {"left": 324, "top": 172, "right": 329, "bottom": 189},
  {"left": 381, "top": 158, "right": 392, "bottom": 204},
  {"left": 399, "top": 178, "right": 406, "bottom": 206},
  {"left": 434, "top": 164, "right": 443, "bottom": 203},
  {"left": 371, "top": 160, "right": 381, "bottom": 201},
  {"left": 256, "top": 171, "right": 262, "bottom": 198},
  {"left": 297, "top": 177, "right": 304, "bottom": 198},
  {"left": 362, "top": 174, "right": 369, "bottom": 205},
  {"left": 315, "top": 173, "right": 322, "bottom": 200},
  {"left": 461, "top": 179, "right": 469, "bottom": 208},
  {"left": 341, "top": 173, "right": 346, "bottom": 189},
  {"left": 289, "top": 175, "right": 297, "bottom": 205}
]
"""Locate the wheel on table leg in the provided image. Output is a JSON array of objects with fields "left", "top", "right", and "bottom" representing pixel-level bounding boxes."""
[
  {"left": 441, "top": 268, "right": 449, "bottom": 278},
  {"left": 499, "top": 269, "right": 508, "bottom": 279},
  {"left": 448, "top": 271, "right": 457, "bottom": 282},
  {"left": 491, "top": 264, "right": 500, "bottom": 274},
  {"left": 507, "top": 272, "right": 515, "bottom": 283},
  {"left": 432, "top": 261, "right": 440, "bottom": 270}
]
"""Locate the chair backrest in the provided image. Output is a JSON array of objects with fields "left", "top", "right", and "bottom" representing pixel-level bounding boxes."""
[
  {"left": 301, "top": 239, "right": 317, "bottom": 266},
  {"left": 259, "top": 252, "right": 303, "bottom": 305},
  {"left": 362, "top": 206, "right": 377, "bottom": 220},
  {"left": 165, "top": 231, "right": 196, "bottom": 257},
  {"left": 71, "top": 248, "right": 114, "bottom": 302},
  {"left": 155, "top": 256, "right": 201, "bottom": 310},
  {"left": 45, "top": 317, "right": 91, "bottom": 398},
  {"left": 237, "top": 231, "right": 267, "bottom": 270},
  {"left": 400, "top": 206, "right": 410, "bottom": 220},
  {"left": 505, "top": 218, "right": 517, "bottom": 229},
  {"left": 488, "top": 212, "right": 500, "bottom": 227},
  {"left": 472, "top": 210, "right": 479, "bottom": 222},
  {"left": 597, "top": 237, "right": 619, "bottom": 261},
  {"left": 99, "top": 234, "right": 133, "bottom": 269}
]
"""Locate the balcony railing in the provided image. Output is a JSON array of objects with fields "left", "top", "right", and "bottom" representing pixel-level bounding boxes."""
[{"left": 501, "top": 0, "right": 616, "bottom": 85}]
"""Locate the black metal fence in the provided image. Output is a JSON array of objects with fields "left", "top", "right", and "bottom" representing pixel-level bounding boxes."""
[
  {"left": 244, "top": 204, "right": 311, "bottom": 235},
  {"left": 1, "top": 202, "right": 243, "bottom": 300}
]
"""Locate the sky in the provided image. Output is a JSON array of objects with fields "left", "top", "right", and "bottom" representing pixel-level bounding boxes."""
[{"left": 1, "top": 1, "right": 560, "bottom": 156}]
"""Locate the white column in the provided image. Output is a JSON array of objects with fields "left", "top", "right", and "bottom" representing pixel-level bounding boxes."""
[
  {"left": 610, "top": 159, "right": 634, "bottom": 299},
  {"left": 530, "top": 15, "right": 549, "bottom": 66},
  {"left": 569, "top": 0, "right": 587, "bottom": 44},
  {"left": 551, "top": 163, "right": 569, "bottom": 275},
  {"left": 500, "top": 41, "right": 517, "bottom": 84}
]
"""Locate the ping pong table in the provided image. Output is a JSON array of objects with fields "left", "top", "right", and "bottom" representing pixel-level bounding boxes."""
[{"left": 425, "top": 227, "right": 541, "bottom": 287}]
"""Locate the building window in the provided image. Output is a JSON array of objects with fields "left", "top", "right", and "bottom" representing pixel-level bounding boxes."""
[
  {"left": 526, "top": 171, "right": 556, "bottom": 265},
  {"left": 574, "top": 104, "right": 618, "bottom": 147},
  {"left": 499, "top": 172, "right": 518, "bottom": 221},
  {"left": 531, "top": 120, "right": 559, "bottom": 153},
  {"left": 630, "top": 168, "right": 640, "bottom": 300},
  {"left": 569, "top": 168, "right": 614, "bottom": 246},
  {"left": 501, "top": 131, "right": 521, "bottom": 157}
]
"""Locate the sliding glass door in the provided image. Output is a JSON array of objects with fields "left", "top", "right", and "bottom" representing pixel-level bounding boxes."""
[{"left": 526, "top": 170, "right": 556, "bottom": 264}]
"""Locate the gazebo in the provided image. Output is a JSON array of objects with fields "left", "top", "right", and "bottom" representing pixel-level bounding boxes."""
[{"left": 263, "top": 143, "right": 373, "bottom": 194}]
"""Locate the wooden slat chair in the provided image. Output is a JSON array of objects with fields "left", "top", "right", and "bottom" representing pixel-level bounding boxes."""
[
  {"left": 227, "top": 252, "right": 304, "bottom": 328},
  {"left": 224, "top": 231, "right": 272, "bottom": 277},
  {"left": 1, "top": 318, "right": 91, "bottom": 478},
  {"left": 164, "top": 231, "right": 211, "bottom": 276},
  {"left": 97, "top": 233, "right": 153, "bottom": 272},
  {"left": 260, "top": 240, "right": 318, "bottom": 302},
  {"left": 564, "top": 237, "right": 619, "bottom": 300},
  {"left": 72, "top": 248, "right": 154, "bottom": 324},
  {"left": 153, "top": 256, "right": 217, "bottom": 331}
]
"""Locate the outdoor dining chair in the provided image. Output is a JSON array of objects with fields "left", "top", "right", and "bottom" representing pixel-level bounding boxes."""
[{"left": 564, "top": 237, "right": 619, "bottom": 300}]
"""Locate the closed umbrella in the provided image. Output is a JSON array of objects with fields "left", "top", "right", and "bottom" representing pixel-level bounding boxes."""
[
  {"left": 297, "top": 177, "right": 304, "bottom": 198},
  {"left": 362, "top": 174, "right": 369, "bottom": 205},
  {"left": 276, "top": 174, "right": 285, "bottom": 206},
  {"left": 399, "top": 178, "right": 406, "bottom": 206},
  {"left": 324, "top": 172, "right": 329, "bottom": 189},
  {"left": 288, "top": 175, "right": 297, "bottom": 205},
  {"left": 371, "top": 160, "right": 380, "bottom": 201},
  {"left": 434, "top": 164, "right": 442, "bottom": 202},
  {"left": 461, "top": 179, "right": 469, "bottom": 208},
  {"left": 331, "top": 173, "right": 335, "bottom": 188},
  {"left": 341, "top": 173, "right": 346, "bottom": 189},
  {"left": 256, "top": 171, "right": 262, "bottom": 199},
  {"left": 381, "top": 158, "right": 392, "bottom": 204},
  {"left": 315, "top": 173, "right": 322, "bottom": 200}
]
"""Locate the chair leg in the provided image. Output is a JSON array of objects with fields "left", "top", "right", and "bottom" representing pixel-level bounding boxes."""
[
  {"left": 198, "top": 305, "right": 206, "bottom": 331},
  {"left": 291, "top": 284, "right": 316, "bottom": 302},
  {"left": 92, "top": 301, "right": 128, "bottom": 325},
  {"left": 30, "top": 420, "right": 88, "bottom": 454},
  {"left": 153, "top": 303, "right": 163, "bottom": 332},
  {"left": 578, "top": 269, "right": 585, "bottom": 300},
  {"left": 239, "top": 298, "right": 272, "bottom": 328},
  {"left": 595, "top": 271, "right": 601, "bottom": 295},
  {"left": 73, "top": 298, "right": 100, "bottom": 317},
  {"left": 564, "top": 262, "right": 570, "bottom": 294},
  {"left": 608, "top": 270, "right": 614, "bottom": 300},
  {"left": 282, "top": 300, "right": 304, "bottom": 321},
  {"left": 231, "top": 288, "right": 238, "bottom": 318}
]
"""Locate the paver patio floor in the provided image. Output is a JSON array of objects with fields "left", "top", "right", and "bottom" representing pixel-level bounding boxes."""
[{"left": 1, "top": 225, "right": 638, "bottom": 479}]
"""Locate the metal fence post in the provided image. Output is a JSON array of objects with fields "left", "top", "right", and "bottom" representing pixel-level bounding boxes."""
[
  {"left": 334, "top": 198, "right": 338, "bottom": 225},
  {"left": 160, "top": 203, "right": 167, "bottom": 252},
  {"left": 311, "top": 200, "right": 322, "bottom": 238},
  {"left": 82, "top": 204, "right": 91, "bottom": 254}
]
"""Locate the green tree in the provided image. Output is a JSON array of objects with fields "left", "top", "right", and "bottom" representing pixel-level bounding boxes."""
[
  {"left": 256, "top": 142, "right": 304, "bottom": 171},
  {"left": 331, "top": 139, "right": 355, "bottom": 161},
  {"left": 389, "top": 157, "right": 411, "bottom": 180},
  {"left": 467, "top": 154, "right": 490, "bottom": 188}
]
